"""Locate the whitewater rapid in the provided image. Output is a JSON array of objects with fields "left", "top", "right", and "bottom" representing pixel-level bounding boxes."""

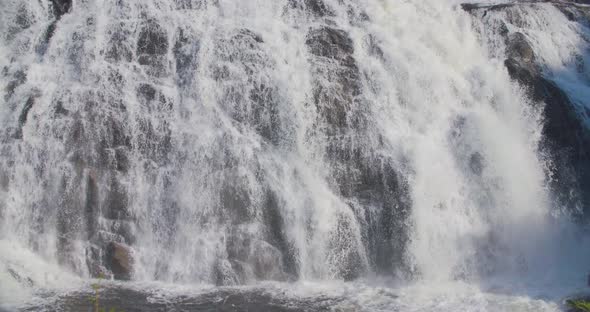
[{"left": 1, "top": 0, "right": 590, "bottom": 311}]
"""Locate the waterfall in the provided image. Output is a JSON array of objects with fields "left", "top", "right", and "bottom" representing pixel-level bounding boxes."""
[{"left": 1, "top": 0, "right": 590, "bottom": 310}]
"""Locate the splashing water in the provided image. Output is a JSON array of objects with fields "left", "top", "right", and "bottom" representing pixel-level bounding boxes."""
[{"left": 1, "top": 0, "right": 590, "bottom": 310}]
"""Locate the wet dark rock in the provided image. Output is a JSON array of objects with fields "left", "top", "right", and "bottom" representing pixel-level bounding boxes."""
[
  {"left": 359, "top": 160, "right": 412, "bottom": 274},
  {"left": 248, "top": 83, "right": 282, "bottom": 144},
  {"left": 86, "top": 245, "right": 113, "bottom": 279},
  {"left": 466, "top": 1, "right": 590, "bottom": 216},
  {"left": 137, "top": 22, "right": 168, "bottom": 56},
  {"left": 4, "top": 5, "right": 35, "bottom": 42},
  {"left": 85, "top": 172, "right": 99, "bottom": 239},
  {"left": 105, "top": 242, "right": 134, "bottom": 280},
  {"left": 306, "top": 26, "right": 361, "bottom": 128},
  {"left": 14, "top": 95, "right": 37, "bottom": 139},
  {"left": 4, "top": 70, "right": 26, "bottom": 101},
  {"left": 461, "top": 2, "right": 515, "bottom": 13},
  {"left": 326, "top": 145, "right": 412, "bottom": 274},
  {"left": 303, "top": 0, "right": 333, "bottom": 17},
  {"left": 557, "top": 4, "right": 590, "bottom": 24},
  {"left": 460, "top": 1, "right": 586, "bottom": 14},
  {"left": 137, "top": 83, "right": 158, "bottom": 103},
  {"left": 469, "top": 152, "right": 485, "bottom": 176},
  {"left": 56, "top": 172, "right": 98, "bottom": 275},
  {"left": 54, "top": 100, "right": 69, "bottom": 116},
  {"left": 462, "top": 0, "right": 590, "bottom": 24},
  {"left": 262, "top": 191, "right": 298, "bottom": 278},
  {"left": 137, "top": 83, "right": 173, "bottom": 112},
  {"left": 35, "top": 0, "right": 72, "bottom": 54},
  {"left": 14, "top": 5, "right": 34, "bottom": 30},
  {"left": 223, "top": 188, "right": 291, "bottom": 283},
  {"left": 105, "top": 25, "right": 134, "bottom": 63},
  {"left": 221, "top": 182, "right": 253, "bottom": 224},
  {"left": 328, "top": 213, "right": 366, "bottom": 280},
  {"left": 50, "top": 0, "right": 73, "bottom": 20},
  {"left": 462, "top": 1, "right": 590, "bottom": 30},
  {"left": 114, "top": 147, "right": 130, "bottom": 172},
  {"left": 106, "top": 115, "right": 131, "bottom": 149},
  {"left": 224, "top": 233, "right": 287, "bottom": 284},
  {"left": 506, "top": 32, "right": 535, "bottom": 65},
  {"left": 307, "top": 27, "right": 355, "bottom": 64},
  {"left": 135, "top": 117, "right": 173, "bottom": 163},
  {"left": 503, "top": 27, "right": 590, "bottom": 214},
  {"left": 287, "top": 0, "right": 334, "bottom": 18},
  {"left": 173, "top": 28, "right": 200, "bottom": 87},
  {"left": 18, "top": 96, "right": 35, "bottom": 126},
  {"left": 174, "top": 0, "right": 219, "bottom": 10},
  {"left": 306, "top": 25, "right": 412, "bottom": 275},
  {"left": 250, "top": 240, "right": 286, "bottom": 281},
  {"left": 0, "top": 169, "right": 9, "bottom": 191},
  {"left": 104, "top": 176, "right": 130, "bottom": 221},
  {"left": 213, "top": 29, "right": 284, "bottom": 145},
  {"left": 364, "top": 34, "right": 384, "bottom": 59},
  {"left": 137, "top": 20, "right": 169, "bottom": 77},
  {"left": 215, "top": 259, "right": 243, "bottom": 286},
  {"left": 6, "top": 267, "right": 34, "bottom": 287}
]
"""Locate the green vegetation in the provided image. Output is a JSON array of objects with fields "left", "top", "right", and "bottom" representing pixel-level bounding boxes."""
[
  {"left": 567, "top": 299, "right": 590, "bottom": 312},
  {"left": 88, "top": 274, "right": 124, "bottom": 312}
]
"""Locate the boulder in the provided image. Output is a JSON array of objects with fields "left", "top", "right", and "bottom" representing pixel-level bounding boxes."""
[
  {"left": 506, "top": 32, "right": 535, "bottom": 64},
  {"left": 105, "top": 242, "right": 134, "bottom": 280}
]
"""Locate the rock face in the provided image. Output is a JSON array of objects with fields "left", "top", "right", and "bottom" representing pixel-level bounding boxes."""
[
  {"left": 464, "top": 1, "right": 590, "bottom": 217},
  {"left": 306, "top": 26, "right": 360, "bottom": 128},
  {"left": 305, "top": 25, "right": 411, "bottom": 278},
  {"left": 462, "top": 1, "right": 590, "bottom": 13},
  {"left": 137, "top": 20, "right": 170, "bottom": 77},
  {"left": 288, "top": 0, "right": 334, "bottom": 18},
  {"left": 105, "top": 242, "right": 134, "bottom": 280},
  {"left": 50, "top": 0, "right": 72, "bottom": 20}
]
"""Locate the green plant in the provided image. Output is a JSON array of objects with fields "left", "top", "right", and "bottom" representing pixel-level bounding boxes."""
[
  {"left": 88, "top": 273, "right": 124, "bottom": 312},
  {"left": 567, "top": 299, "right": 590, "bottom": 312}
]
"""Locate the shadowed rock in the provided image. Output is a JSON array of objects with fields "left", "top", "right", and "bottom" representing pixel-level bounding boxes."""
[
  {"left": 173, "top": 28, "right": 200, "bottom": 87},
  {"left": 174, "top": 0, "right": 219, "bottom": 10},
  {"left": 287, "top": 0, "right": 334, "bottom": 18},
  {"left": 137, "top": 20, "right": 169, "bottom": 77},
  {"left": 212, "top": 29, "right": 284, "bottom": 144},
  {"left": 4, "top": 70, "right": 26, "bottom": 101},
  {"left": 306, "top": 25, "right": 412, "bottom": 277},
  {"left": 105, "top": 25, "right": 134, "bottom": 63},
  {"left": 465, "top": 0, "right": 590, "bottom": 217},
  {"left": 50, "top": 0, "right": 72, "bottom": 20},
  {"left": 105, "top": 242, "right": 134, "bottom": 280},
  {"left": 306, "top": 26, "right": 361, "bottom": 128}
]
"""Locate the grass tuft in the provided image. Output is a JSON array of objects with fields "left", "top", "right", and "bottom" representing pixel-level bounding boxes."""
[{"left": 567, "top": 299, "right": 590, "bottom": 312}]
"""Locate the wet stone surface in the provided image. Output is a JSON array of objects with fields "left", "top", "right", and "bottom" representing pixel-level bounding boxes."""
[{"left": 22, "top": 286, "right": 342, "bottom": 312}]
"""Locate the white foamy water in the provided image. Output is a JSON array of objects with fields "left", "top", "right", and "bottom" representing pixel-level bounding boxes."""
[{"left": 1, "top": 0, "right": 590, "bottom": 311}]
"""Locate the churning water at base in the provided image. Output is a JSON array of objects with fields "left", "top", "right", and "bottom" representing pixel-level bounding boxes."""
[{"left": 1, "top": 0, "right": 590, "bottom": 310}]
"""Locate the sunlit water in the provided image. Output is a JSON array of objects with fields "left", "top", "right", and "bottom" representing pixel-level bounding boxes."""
[{"left": 1, "top": 0, "right": 590, "bottom": 311}]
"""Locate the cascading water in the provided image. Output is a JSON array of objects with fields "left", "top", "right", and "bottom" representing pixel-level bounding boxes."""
[{"left": 1, "top": 0, "right": 590, "bottom": 311}]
